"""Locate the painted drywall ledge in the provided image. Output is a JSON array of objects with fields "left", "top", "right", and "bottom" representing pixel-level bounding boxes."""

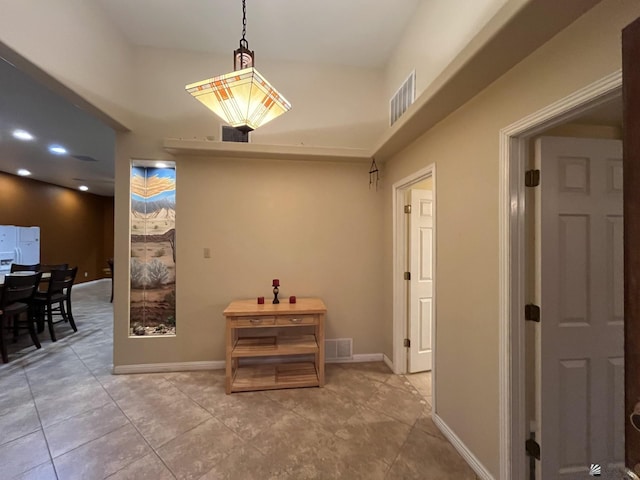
[
  {"left": 374, "top": 0, "right": 601, "bottom": 162},
  {"left": 163, "top": 139, "right": 371, "bottom": 163},
  {"left": 0, "top": 0, "right": 136, "bottom": 129}
]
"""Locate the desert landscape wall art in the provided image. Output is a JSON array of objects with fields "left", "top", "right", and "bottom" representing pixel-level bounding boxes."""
[{"left": 130, "top": 166, "right": 176, "bottom": 336}]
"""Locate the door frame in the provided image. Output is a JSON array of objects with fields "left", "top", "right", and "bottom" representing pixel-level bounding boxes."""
[
  {"left": 392, "top": 164, "right": 436, "bottom": 381},
  {"left": 498, "top": 71, "right": 622, "bottom": 479}
]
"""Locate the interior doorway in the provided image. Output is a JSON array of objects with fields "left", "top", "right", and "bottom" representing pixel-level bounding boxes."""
[
  {"left": 392, "top": 163, "right": 436, "bottom": 395},
  {"left": 406, "top": 183, "right": 434, "bottom": 373},
  {"left": 498, "top": 72, "right": 623, "bottom": 479},
  {"left": 530, "top": 134, "right": 624, "bottom": 479}
]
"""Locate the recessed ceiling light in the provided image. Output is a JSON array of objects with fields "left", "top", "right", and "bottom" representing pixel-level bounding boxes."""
[
  {"left": 155, "top": 162, "right": 168, "bottom": 168},
  {"left": 17, "top": 169, "right": 31, "bottom": 176},
  {"left": 48, "top": 145, "right": 67, "bottom": 155},
  {"left": 78, "top": 185, "right": 89, "bottom": 191},
  {"left": 12, "top": 129, "right": 34, "bottom": 141}
]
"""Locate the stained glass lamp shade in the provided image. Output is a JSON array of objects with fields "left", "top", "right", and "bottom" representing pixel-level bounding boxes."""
[{"left": 185, "top": 66, "right": 291, "bottom": 133}]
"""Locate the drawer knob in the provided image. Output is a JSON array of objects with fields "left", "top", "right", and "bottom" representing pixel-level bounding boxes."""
[
  {"left": 289, "top": 318, "right": 302, "bottom": 323},
  {"left": 249, "top": 318, "right": 262, "bottom": 324}
]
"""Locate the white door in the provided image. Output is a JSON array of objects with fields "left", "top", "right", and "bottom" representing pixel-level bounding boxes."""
[
  {"left": 536, "top": 137, "right": 624, "bottom": 479},
  {"left": 408, "top": 188, "right": 434, "bottom": 373}
]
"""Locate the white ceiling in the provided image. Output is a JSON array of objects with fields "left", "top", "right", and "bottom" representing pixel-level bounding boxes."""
[
  {"left": 0, "top": 1, "right": 620, "bottom": 198},
  {"left": 0, "top": 0, "right": 422, "bottom": 197},
  {"left": 0, "top": 57, "right": 116, "bottom": 196},
  {"left": 94, "top": 0, "right": 422, "bottom": 68}
]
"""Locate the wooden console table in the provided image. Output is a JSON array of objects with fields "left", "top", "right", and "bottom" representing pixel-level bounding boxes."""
[{"left": 223, "top": 298, "right": 326, "bottom": 394}]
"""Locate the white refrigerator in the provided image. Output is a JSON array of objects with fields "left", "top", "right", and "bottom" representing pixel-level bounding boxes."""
[{"left": 0, "top": 225, "right": 40, "bottom": 274}]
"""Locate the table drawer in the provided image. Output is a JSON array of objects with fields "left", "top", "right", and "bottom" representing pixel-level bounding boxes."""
[
  {"left": 231, "top": 316, "right": 276, "bottom": 327},
  {"left": 276, "top": 315, "right": 317, "bottom": 326}
]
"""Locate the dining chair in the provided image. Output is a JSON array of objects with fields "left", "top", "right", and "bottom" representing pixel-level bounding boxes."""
[
  {"left": 0, "top": 272, "right": 42, "bottom": 363},
  {"left": 38, "top": 264, "right": 68, "bottom": 292},
  {"left": 10, "top": 263, "right": 40, "bottom": 273},
  {"left": 31, "top": 267, "right": 78, "bottom": 342}
]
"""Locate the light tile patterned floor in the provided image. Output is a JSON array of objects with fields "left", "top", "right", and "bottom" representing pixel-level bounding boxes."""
[{"left": 0, "top": 280, "right": 478, "bottom": 479}]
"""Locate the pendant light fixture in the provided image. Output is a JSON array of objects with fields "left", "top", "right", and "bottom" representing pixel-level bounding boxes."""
[{"left": 185, "top": 0, "right": 291, "bottom": 133}]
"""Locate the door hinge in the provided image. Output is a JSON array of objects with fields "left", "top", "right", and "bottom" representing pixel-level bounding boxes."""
[
  {"left": 404, "top": 205, "right": 411, "bottom": 214},
  {"left": 525, "top": 304, "right": 540, "bottom": 322},
  {"left": 526, "top": 433, "right": 540, "bottom": 480},
  {"left": 404, "top": 338, "right": 410, "bottom": 348},
  {"left": 525, "top": 438, "right": 540, "bottom": 460},
  {"left": 525, "top": 169, "right": 540, "bottom": 187},
  {"left": 404, "top": 271, "right": 411, "bottom": 280}
]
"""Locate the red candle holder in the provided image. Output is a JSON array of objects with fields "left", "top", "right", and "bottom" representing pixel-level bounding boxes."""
[{"left": 257, "top": 296, "right": 264, "bottom": 304}]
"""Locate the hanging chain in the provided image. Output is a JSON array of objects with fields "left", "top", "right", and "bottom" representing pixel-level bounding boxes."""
[{"left": 240, "top": 0, "right": 248, "bottom": 48}]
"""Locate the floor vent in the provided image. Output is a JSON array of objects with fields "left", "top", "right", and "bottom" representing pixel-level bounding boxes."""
[
  {"left": 221, "top": 125, "right": 250, "bottom": 143},
  {"left": 325, "top": 338, "right": 353, "bottom": 361},
  {"left": 389, "top": 70, "right": 415, "bottom": 126}
]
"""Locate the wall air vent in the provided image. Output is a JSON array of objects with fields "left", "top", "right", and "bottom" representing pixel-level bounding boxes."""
[
  {"left": 325, "top": 338, "right": 353, "bottom": 361},
  {"left": 221, "top": 125, "right": 250, "bottom": 143},
  {"left": 390, "top": 71, "right": 415, "bottom": 126}
]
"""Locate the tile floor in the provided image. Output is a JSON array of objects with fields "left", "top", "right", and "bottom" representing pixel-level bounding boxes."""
[{"left": 0, "top": 280, "right": 478, "bottom": 479}]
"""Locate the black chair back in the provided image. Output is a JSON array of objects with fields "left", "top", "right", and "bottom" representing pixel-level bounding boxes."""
[
  {"left": 40, "top": 264, "right": 69, "bottom": 273},
  {"left": 0, "top": 272, "right": 42, "bottom": 362},
  {"left": 1, "top": 272, "right": 42, "bottom": 306},
  {"left": 48, "top": 267, "right": 76, "bottom": 296},
  {"left": 10, "top": 263, "right": 40, "bottom": 273}
]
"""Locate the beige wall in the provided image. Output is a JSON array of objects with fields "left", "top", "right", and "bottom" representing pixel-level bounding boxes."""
[
  {"left": 114, "top": 151, "right": 385, "bottom": 365},
  {"left": 0, "top": 0, "right": 135, "bottom": 128},
  {"left": 384, "top": 0, "right": 509, "bottom": 100},
  {"left": 107, "top": 39, "right": 392, "bottom": 366},
  {"left": 381, "top": 0, "right": 637, "bottom": 476},
  {"left": 128, "top": 46, "right": 387, "bottom": 149},
  {"left": 0, "top": 171, "right": 114, "bottom": 281},
  {"left": 2, "top": 0, "right": 638, "bottom": 476}
]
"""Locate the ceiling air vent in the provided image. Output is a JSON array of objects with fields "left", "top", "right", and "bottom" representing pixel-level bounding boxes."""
[
  {"left": 390, "top": 71, "right": 415, "bottom": 126},
  {"left": 72, "top": 177, "right": 114, "bottom": 184},
  {"left": 72, "top": 154, "right": 98, "bottom": 162},
  {"left": 221, "top": 126, "right": 250, "bottom": 143}
]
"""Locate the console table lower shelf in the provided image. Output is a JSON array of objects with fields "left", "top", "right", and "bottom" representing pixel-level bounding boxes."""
[
  {"left": 223, "top": 297, "right": 326, "bottom": 394},
  {"left": 232, "top": 361, "right": 320, "bottom": 392}
]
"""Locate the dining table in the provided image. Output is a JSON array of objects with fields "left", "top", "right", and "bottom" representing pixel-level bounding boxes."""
[{"left": 0, "top": 271, "right": 51, "bottom": 286}]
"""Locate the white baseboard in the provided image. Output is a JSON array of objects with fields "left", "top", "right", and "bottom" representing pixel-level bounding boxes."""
[
  {"left": 383, "top": 354, "right": 393, "bottom": 371},
  {"left": 113, "top": 353, "right": 389, "bottom": 375},
  {"left": 326, "top": 353, "right": 383, "bottom": 364},
  {"left": 113, "top": 360, "right": 225, "bottom": 374},
  {"left": 75, "top": 278, "right": 110, "bottom": 288},
  {"left": 432, "top": 413, "right": 495, "bottom": 480}
]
